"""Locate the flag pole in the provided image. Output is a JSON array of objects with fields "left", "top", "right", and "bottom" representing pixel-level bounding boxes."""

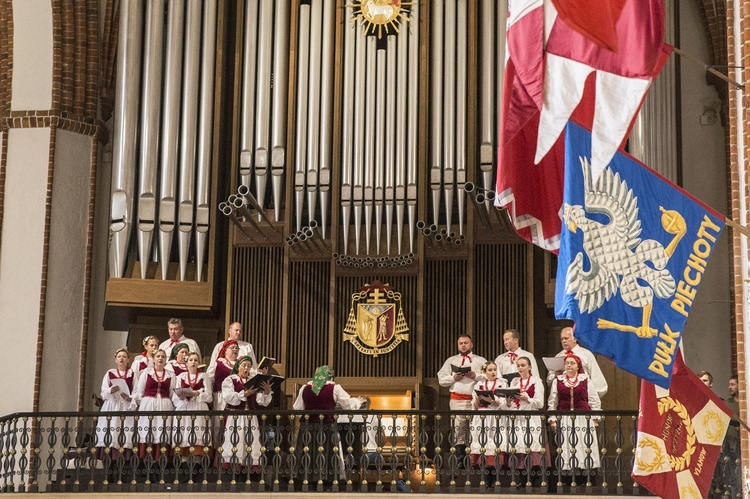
[
  {"left": 724, "top": 217, "right": 750, "bottom": 239},
  {"left": 673, "top": 47, "right": 744, "bottom": 90}
]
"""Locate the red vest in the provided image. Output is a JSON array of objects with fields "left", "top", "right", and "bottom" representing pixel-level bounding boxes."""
[
  {"left": 556, "top": 378, "right": 591, "bottom": 411},
  {"left": 142, "top": 371, "right": 172, "bottom": 398},
  {"left": 213, "top": 360, "right": 233, "bottom": 392},
  {"left": 225, "top": 376, "right": 260, "bottom": 411},
  {"left": 107, "top": 370, "right": 134, "bottom": 391},
  {"left": 301, "top": 384, "right": 336, "bottom": 423}
]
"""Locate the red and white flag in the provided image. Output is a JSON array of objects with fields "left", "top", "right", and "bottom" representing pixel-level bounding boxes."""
[
  {"left": 632, "top": 353, "right": 732, "bottom": 499},
  {"left": 496, "top": 0, "right": 671, "bottom": 251}
]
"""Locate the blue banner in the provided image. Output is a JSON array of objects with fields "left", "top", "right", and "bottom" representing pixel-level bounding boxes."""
[{"left": 555, "top": 123, "right": 725, "bottom": 388}]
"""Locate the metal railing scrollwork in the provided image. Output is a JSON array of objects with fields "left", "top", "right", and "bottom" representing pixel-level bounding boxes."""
[{"left": 1, "top": 408, "right": 737, "bottom": 495}]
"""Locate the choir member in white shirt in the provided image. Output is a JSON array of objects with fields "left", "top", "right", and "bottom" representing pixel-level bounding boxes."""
[
  {"left": 546, "top": 327, "right": 608, "bottom": 399},
  {"left": 437, "top": 335, "right": 488, "bottom": 456},
  {"left": 547, "top": 352, "right": 601, "bottom": 473},
  {"left": 134, "top": 349, "right": 176, "bottom": 459},
  {"left": 493, "top": 329, "right": 540, "bottom": 378},
  {"left": 219, "top": 356, "right": 272, "bottom": 472},
  {"left": 469, "top": 361, "right": 507, "bottom": 468},
  {"left": 131, "top": 336, "right": 159, "bottom": 381},
  {"left": 172, "top": 352, "right": 213, "bottom": 457},
  {"left": 159, "top": 318, "right": 202, "bottom": 362},
  {"left": 210, "top": 340, "right": 240, "bottom": 447},
  {"left": 211, "top": 341, "right": 240, "bottom": 410},
  {"left": 95, "top": 349, "right": 136, "bottom": 460},
  {"left": 505, "top": 356, "right": 546, "bottom": 472},
  {"left": 206, "top": 322, "right": 256, "bottom": 381}
]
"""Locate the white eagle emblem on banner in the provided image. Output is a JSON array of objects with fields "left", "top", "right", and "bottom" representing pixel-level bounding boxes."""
[{"left": 563, "top": 157, "right": 686, "bottom": 338}]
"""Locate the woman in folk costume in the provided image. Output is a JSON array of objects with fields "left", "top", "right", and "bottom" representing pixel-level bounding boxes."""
[
  {"left": 469, "top": 361, "right": 508, "bottom": 468},
  {"left": 292, "top": 366, "right": 364, "bottom": 484},
  {"left": 172, "top": 352, "right": 213, "bottom": 457},
  {"left": 131, "top": 336, "right": 159, "bottom": 381},
  {"left": 166, "top": 342, "right": 190, "bottom": 377},
  {"left": 505, "top": 356, "right": 547, "bottom": 475},
  {"left": 219, "top": 356, "right": 272, "bottom": 472},
  {"left": 211, "top": 340, "right": 239, "bottom": 410},
  {"left": 95, "top": 349, "right": 137, "bottom": 460},
  {"left": 547, "top": 351, "right": 601, "bottom": 473},
  {"left": 211, "top": 340, "right": 239, "bottom": 446},
  {"left": 133, "top": 349, "right": 176, "bottom": 459}
]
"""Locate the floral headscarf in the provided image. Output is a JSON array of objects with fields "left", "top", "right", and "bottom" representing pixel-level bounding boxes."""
[
  {"left": 311, "top": 365, "right": 334, "bottom": 395},
  {"left": 169, "top": 342, "right": 190, "bottom": 361},
  {"left": 231, "top": 356, "right": 255, "bottom": 376}
]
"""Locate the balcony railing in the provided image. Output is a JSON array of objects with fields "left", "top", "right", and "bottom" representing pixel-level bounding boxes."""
[{"left": 0, "top": 409, "right": 739, "bottom": 495}]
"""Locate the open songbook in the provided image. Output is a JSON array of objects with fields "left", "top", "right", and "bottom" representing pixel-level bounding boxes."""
[
  {"left": 450, "top": 364, "right": 472, "bottom": 374},
  {"left": 173, "top": 387, "right": 195, "bottom": 399},
  {"left": 474, "top": 387, "right": 521, "bottom": 399},
  {"left": 257, "top": 356, "right": 276, "bottom": 371},
  {"left": 109, "top": 378, "right": 131, "bottom": 396},
  {"left": 243, "top": 373, "right": 285, "bottom": 390},
  {"left": 543, "top": 356, "right": 565, "bottom": 372}
]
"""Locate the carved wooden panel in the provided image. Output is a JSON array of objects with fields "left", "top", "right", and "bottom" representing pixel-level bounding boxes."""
[
  {"left": 473, "top": 244, "right": 530, "bottom": 358},
  {"left": 424, "top": 259, "right": 468, "bottom": 375},
  {"left": 286, "top": 261, "right": 332, "bottom": 378},
  {"left": 230, "top": 247, "right": 285, "bottom": 364}
]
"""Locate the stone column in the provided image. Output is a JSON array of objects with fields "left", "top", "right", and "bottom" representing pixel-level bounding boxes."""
[{"left": 0, "top": 0, "right": 100, "bottom": 413}]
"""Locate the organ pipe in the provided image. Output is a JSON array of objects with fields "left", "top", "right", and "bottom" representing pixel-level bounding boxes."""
[
  {"left": 340, "top": 5, "right": 356, "bottom": 255},
  {"left": 395, "top": 25, "right": 408, "bottom": 254},
  {"left": 442, "top": 0, "right": 456, "bottom": 236},
  {"left": 195, "top": 0, "right": 219, "bottom": 282},
  {"left": 385, "top": 35, "right": 398, "bottom": 255},
  {"left": 352, "top": 22, "right": 367, "bottom": 255},
  {"left": 271, "top": 0, "right": 291, "bottom": 222},
  {"left": 479, "top": 0, "right": 495, "bottom": 193},
  {"left": 109, "top": 0, "right": 143, "bottom": 278},
  {"left": 177, "top": 0, "right": 202, "bottom": 281},
  {"left": 254, "top": 0, "right": 274, "bottom": 219},
  {"left": 430, "top": 0, "right": 444, "bottom": 227},
  {"left": 363, "top": 35, "right": 377, "bottom": 255},
  {"left": 318, "top": 0, "right": 336, "bottom": 239},
  {"left": 239, "top": 0, "right": 260, "bottom": 188},
  {"left": 135, "top": 0, "right": 164, "bottom": 279},
  {"left": 305, "top": 0, "right": 323, "bottom": 227},
  {"left": 455, "top": 0, "right": 468, "bottom": 237},
  {"left": 294, "top": 2, "right": 311, "bottom": 232},
  {"left": 158, "top": 0, "right": 185, "bottom": 280},
  {"left": 407, "top": 1, "right": 419, "bottom": 254},
  {"left": 374, "top": 44, "right": 387, "bottom": 254}
]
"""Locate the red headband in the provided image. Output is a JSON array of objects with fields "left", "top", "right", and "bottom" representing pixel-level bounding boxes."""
[
  {"left": 218, "top": 340, "right": 239, "bottom": 360},
  {"left": 565, "top": 350, "right": 584, "bottom": 374}
]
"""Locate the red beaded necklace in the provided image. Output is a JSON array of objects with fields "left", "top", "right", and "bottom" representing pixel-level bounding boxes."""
[
  {"left": 114, "top": 367, "right": 128, "bottom": 379},
  {"left": 563, "top": 373, "right": 579, "bottom": 387},
  {"left": 186, "top": 370, "right": 199, "bottom": 387},
  {"left": 154, "top": 368, "right": 166, "bottom": 383},
  {"left": 519, "top": 375, "right": 531, "bottom": 392}
]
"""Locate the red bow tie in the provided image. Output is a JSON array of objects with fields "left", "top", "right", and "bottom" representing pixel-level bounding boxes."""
[
  {"left": 461, "top": 354, "right": 472, "bottom": 365},
  {"left": 508, "top": 352, "right": 518, "bottom": 363}
]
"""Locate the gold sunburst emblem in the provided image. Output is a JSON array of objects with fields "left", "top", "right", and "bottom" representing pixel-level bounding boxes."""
[{"left": 347, "top": 0, "right": 415, "bottom": 38}]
